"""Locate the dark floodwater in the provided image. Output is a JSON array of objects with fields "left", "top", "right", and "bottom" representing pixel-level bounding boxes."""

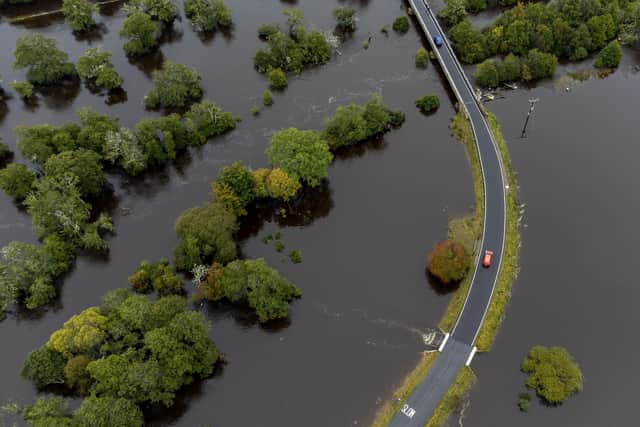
[
  {"left": 461, "top": 56, "right": 640, "bottom": 426},
  {"left": 0, "top": 1, "right": 476, "bottom": 426}
]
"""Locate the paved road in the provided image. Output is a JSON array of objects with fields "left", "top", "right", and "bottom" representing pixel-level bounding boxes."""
[{"left": 387, "top": 1, "right": 507, "bottom": 426}]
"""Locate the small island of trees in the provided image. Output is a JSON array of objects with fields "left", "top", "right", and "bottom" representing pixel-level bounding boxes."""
[{"left": 522, "top": 345, "right": 583, "bottom": 405}]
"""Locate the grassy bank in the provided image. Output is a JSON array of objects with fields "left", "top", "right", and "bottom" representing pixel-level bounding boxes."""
[{"left": 425, "top": 367, "right": 477, "bottom": 427}]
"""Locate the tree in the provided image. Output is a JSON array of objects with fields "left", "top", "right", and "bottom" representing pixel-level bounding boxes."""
[
  {"left": 184, "top": 100, "right": 236, "bottom": 145},
  {"left": 449, "top": 19, "right": 487, "bottom": 64},
  {"left": 128, "top": 260, "right": 183, "bottom": 295},
  {"left": 594, "top": 40, "right": 622, "bottom": 68},
  {"left": 184, "top": 0, "right": 232, "bottom": 32},
  {"left": 23, "top": 397, "right": 74, "bottom": 427},
  {"left": 392, "top": 16, "right": 410, "bottom": 34},
  {"left": 134, "top": 114, "right": 189, "bottom": 164},
  {"left": 11, "top": 80, "right": 33, "bottom": 98},
  {"left": 145, "top": 61, "right": 203, "bottom": 109},
  {"left": 500, "top": 53, "right": 521, "bottom": 82},
  {"left": 522, "top": 345, "right": 583, "bottom": 404},
  {"left": 77, "top": 47, "right": 123, "bottom": 90},
  {"left": 44, "top": 149, "right": 105, "bottom": 198},
  {"left": 415, "top": 94, "right": 441, "bottom": 114},
  {"left": 504, "top": 20, "right": 530, "bottom": 56},
  {"left": 438, "top": 0, "right": 467, "bottom": 27},
  {"left": 120, "top": 11, "right": 160, "bottom": 56},
  {"left": 62, "top": 0, "right": 98, "bottom": 32},
  {"left": 522, "top": 49, "right": 557, "bottom": 81},
  {"left": 140, "top": 0, "right": 179, "bottom": 22},
  {"left": 0, "top": 163, "right": 36, "bottom": 201},
  {"left": 333, "top": 7, "right": 357, "bottom": 32},
  {"left": 267, "top": 67, "right": 288, "bottom": 89},
  {"left": 283, "top": 7, "right": 305, "bottom": 39},
  {"left": 13, "top": 34, "right": 75, "bottom": 85},
  {"left": 47, "top": 307, "right": 108, "bottom": 357},
  {"left": 466, "top": 0, "right": 487, "bottom": 14},
  {"left": 267, "top": 128, "right": 333, "bottom": 187},
  {"left": 63, "top": 355, "right": 93, "bottom": 395},
  {"left": 324, "top": 104, "right": 368, "bottom": 148},
  {"left": 474, "top": 59, "right": 500, "bottom": 87},
  {"left": 104, "top": 128, "right": 146, "bottom": 175},
  {"left": 193, "top": 262, "right": 225, "bottom": 301},
  {"left": 427, "top": 239, "right": 470, "bottom": 283},
  {"left": 416, "top": 47, "right": 429, "bottom": 68},
  {"left": 77, "top": 107, "right": 119, "bottom": 153},
  {"left": 362, "top": 94, "right": 392, "bottom": 136},
  {"left": 216, "top": 161, "right": 256, "bottom": 207},
  {"left": 263, "top": 89, "right": 273, "bottom": 106},
  {"left": 74, "top": 396, "right": 143, "bottom": 427},
  {"left": 258, "top": 23, "right": 281, "bottom": 39},
  {"left": 21, "top": 346, "right": 67, "bottom": 388}
]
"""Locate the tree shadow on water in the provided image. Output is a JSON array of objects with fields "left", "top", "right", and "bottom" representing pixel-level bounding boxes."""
[
  {"left": 426, "top": 270, "right": 462, "bottom": 295},
  {"left": 331, "top": 136, "right": 387, "bottom": 161}
]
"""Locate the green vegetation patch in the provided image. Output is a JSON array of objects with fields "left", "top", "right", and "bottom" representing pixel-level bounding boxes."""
[
  {"left": 425, "top": 367, "right": 476, "bottom": 427},
  {"left": 522, "top": 346, "right": 583, "bottom": 405}
]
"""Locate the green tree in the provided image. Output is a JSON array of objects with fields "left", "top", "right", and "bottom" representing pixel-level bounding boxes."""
[
  {"left": 427, "top": 239, "right": 470, "bottom": 283},
  {"left": 505, "top": 20, "right": 530, "bottom": 55},
  {"left": 500, "top": 53, "right": 521, "bottom": 82},
  {"left": 184, "top": 0, "right": 232, "bottom": 32},
  {"left": 263, "top": 89, "right": 274, "bottom": 106},
  {"left": 522, "top": 345, "right": 583, "bottom": 404},
  {"left": 333, "top": 7, "right": 357, "bottom": 32},
  {"left": 134, "top": 114, "right": 189, "bottom": 164},
  {"left": 362, "top": 93, "right": 392, "bottom": 136},
  {"left": 416, "top": 47, "right": 429, "bottom": 68},
  {"left": 594, "top": 39, "right": 622, "bottom": 68},
  {"left": 216, "top": 161, "right": 256, "bottom": 207},
  {"left": 74, "top": 397, "right": 143, "bottom": 426},
  {"left": 44, "top": 149, "right": 105, "bottom": 198},
  {"left": 415, "top": 94, "right": 441, "bottom": 114},
  {"left": 184, "top": 100, "right": 237, "bottom": 145},
  {"left": 267, "top": 128, "right": 333, "bottom": 187},
  {"left": 10, "top": 80, "right": 34, "bottom": 98},
  {"left": 438, "top": 0, "right": 467, "bottom": 27},
  {"left": 0, "top": 163, "right": 36, "bottom": 201},
  {"left": 620, "top": 2, "right": 640, "bottom": 45},
  {"left": 77, "top": 47, "right": 123, "bottom": 90},
  {"left": 283, "top": 7, "right": 305, "bottom": 39},
  {"left": 13, "top": 34, "right": 75, "bottom": 85},
  {"left": 145, "top": 61, "right": 203, "bottom": 109},
  {"left": 449, "top": 20, "right": 487, "bottom": 64},
  {"left": 324, "top": 104, "right": 367, "bottom": 149},
  {"left": 23, "top": 397, "right": 74, "bottom": 427},
  {"left": 104, "top": 128, "right": 146, "bottom": 175},
  {"left": 587, "top": 14, "right": 616, "bottom": 50},
  {"left": 392, "top": 16, "right": 410, "bottom": 34},
  {"left": 120, "top": 11, "right": 160, "bottom": 56},
  {"left": 474, "top": 58, "right": 500, "bottom": 87},
  {"left": 522, "top": 48, "right": 557, "bottom": 81},
  {"left": 534, "top": 24, "right": 554, "bottom": 53},
  {"left": 64, "top": 355, "right": 93, "bottom": 395},
  {"left": 258, "top": 23, "right": 281, "bottom": 39},
  {"left": 128, "top": 260, "right": 183, "bottom": 295},
  {"left": 47, "top": 306, "right": 108, "bottom": 357},
  {"left": 21, "top": 346, "right": 67, "bottom": 388},
  {"left": 140, "top": 0, "right": 179, "bottom": 22},
  {"left": 267, "top": 67, "right": 288, "bottom": 89},
  {"left": 77, "top": 107, "right": 119, "bottom": 153},
  {"left": 62, "top": 0, "right": 98, "bottom": 32}
]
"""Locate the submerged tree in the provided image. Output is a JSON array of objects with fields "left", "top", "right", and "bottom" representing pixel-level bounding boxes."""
[
  {"left": 145, "top": 61, "right": 203, "bottom": 109},
  {"left": 13, "top": 34, "right": 75, "bottom": 85},
  {"left": 427, "top": 239, "right": 470, "bottom": 283},
  {"left": 184, "top": 0, "right": 232, "bottom": 32},
  {"left": 120, "top": 11, "right": 161, "bottom": 56},
  {"left": 77, "top": 48, "right": 123, "bottom": 90},
  {"left": 333, "top": 7, "right": 357, "bottom": 32},
  {"left": 522, "top": 346, "right": 583, "bottom": 404},
  {"left": 62, "top": 0, "right": 98, "bottom": 32}
]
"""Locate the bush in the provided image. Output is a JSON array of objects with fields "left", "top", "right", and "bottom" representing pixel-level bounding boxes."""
[
  {"left": 522, "top": 346, "right": 583, "bottom": 404},
  {"left": 62, "top": 0, "right": 97, "bottom": 32},
  {"left": 392, "top": 16, "right": 410, "bottom": 34},
  {"left": 263, "top": 90, "right": 273, "bottom": 106},
  {"left": 289, "top": 250, "right": 302, "bottom": 264},
  {"left": 268, "top": 68, "right": 288, "bottom": 89},
  {"left": 594, "top": 40, "right": 622, "bottom": 68},
  {"left": 120, "top": 11, "right": 160, "bottom": 56},
  {"left": 77, "top": 48, "right": 122, "bottom": 90},
  {"left": 0, "top": 163, "right": 36, "bottom": 201},
  {"left": 415, "top": 94, "right": 440, "bottom": 114},
  {"left": 427, "top": 239, "right": 470, "bottom": 283},
  {"left": 250, "top": 105, "right": 260, "bottom": 116},
  {"left": 10, "top": 80, "right": 33, "bottom": 98},
  {"left": 518, "top": 392, "right": 531, "bottom": 412},
  {"left": 184, "top": 0, "right": 232, "bottom": 32},
  {"left": 145, "top": 61, "right": 203, "bottom": 109},
  {"left": 13, "top": 34, "right": 76, "bottom": 85},
  {"left": 416, "top": 47, "right": 429, "bottom": 68}
]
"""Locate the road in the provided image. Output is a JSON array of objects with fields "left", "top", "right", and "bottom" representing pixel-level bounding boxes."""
[{"left": 387, "top": 1, "right": 507, "bottom": 426}]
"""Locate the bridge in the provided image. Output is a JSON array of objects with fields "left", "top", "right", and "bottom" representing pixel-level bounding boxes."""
[{"left": 387, "top": 1, "right": 507, "bottom": 426}]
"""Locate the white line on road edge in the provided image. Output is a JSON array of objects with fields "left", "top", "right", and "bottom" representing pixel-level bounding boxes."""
[
  {"left": 465, "top": 347, "right": 477, "bottom": 366},
  {"left": 438, "top": 333, "right": 450, "bottom": 352}
]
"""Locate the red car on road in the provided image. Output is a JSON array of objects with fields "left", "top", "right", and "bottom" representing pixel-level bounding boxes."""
[{"left": 482, "top": 250, "right": 494, "bottom": 268}]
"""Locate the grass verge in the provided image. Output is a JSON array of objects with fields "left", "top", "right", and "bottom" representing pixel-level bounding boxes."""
[{"left": 425, "top": 367, "right": 477, "bottom": 427}]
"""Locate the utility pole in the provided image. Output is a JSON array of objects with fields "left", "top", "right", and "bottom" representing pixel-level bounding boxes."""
[{"left": 520, "top": 98, "right": 539, "bottom": 138}]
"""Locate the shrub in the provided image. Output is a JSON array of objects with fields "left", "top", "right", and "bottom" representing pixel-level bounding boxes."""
[
  {"left": 120, "top": 11, "right": 160, "bottom": 56},
  {"left": 77, "top": 48, "right": 122, "bottom": 90},
  {"left": 416, "top": 47, "right": 429, "bottom": 68},
  {"left": 427, "top": 239, "right": 470, "bottom": 283},
  {"left": 62, "top": 0, "right": 97, "bottom": 32},
  {"left": 268, "top": 68, "right": 288, "bottom": 89},
  {"left": 415, "top": 94, "right": 440, "bottom": 114},
  {"left": 263, "top": 90, "right": 273, "bottom": 106},
  {"left": 10, "top": 80, "right": 33, "bottom": 98},
  {"left": 145, "top": 61, "right": 203, "bottom": 109},
  {"left": 522, "top": 346, "right": 583, "bottom": 404},
  {"left": 594, "top": 40, "right": 622, "bottom": 68},
  {"left": 392, "top": 16, "right": 410, "bottom": 34},
  {"left": 13, "top": 34, "right": 75, "bottom": 85},
  {"left": 381, "top": 24, "right": 389, "bottom": 34}
]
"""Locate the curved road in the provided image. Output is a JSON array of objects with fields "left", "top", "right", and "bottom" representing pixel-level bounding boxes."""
[{"left": 387, "top": 1, "right": 507, "bottom": 426}]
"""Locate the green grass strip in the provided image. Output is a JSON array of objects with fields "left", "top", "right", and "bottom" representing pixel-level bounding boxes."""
[{"left": 425, "top": 367, "right": 477, "bottom": 427}]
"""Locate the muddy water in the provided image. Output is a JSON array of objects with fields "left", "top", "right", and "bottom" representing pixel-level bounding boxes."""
[
  {"left": 461, "top": 58, "right": 640, "bottom": 426},
  {"left": 0, "top": 1, "right": 476, "bottom": 425}
]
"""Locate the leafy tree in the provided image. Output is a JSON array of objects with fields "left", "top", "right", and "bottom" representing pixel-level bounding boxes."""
[
  {"left": 258, "top": 23, "right": 281, "bottom": 39},
  {"left": 522, "top": 49, "right": 557, "bottom": 81},
  {"left": 184, "top": 100, "right": 236, "bottom": 145},
  {"left": 267, "top": 128, "right": 332, "bottom": 187},
  {"left": 194, "top": 261, "right": 225, "bottom": 301},
  {"left": 104, "top": 128, "right": 146, "bottom": 175},
  {"left": 221, "top": 258, "right": 301, "bottom": 322},
  {"left": 594, "top": 39, "right": 622, "bottom": 68},
  {"left": 415, "top": 94, "right": 441, "bottom": 114},
  {"left": 449, "top": 19, "right": 487, "bottom": 64},
  {"left": 62, "top": 0, "right": 98, "bottom": 32},
  {"left": 522, "top": 345, "right": 583, "bottom": 404},
  {"left": 64, "top": 355, "right": 93, "bottom": 395},
  {"left": 324, "top": 104, "right": 368, "bottom": 149},
  {"left": 74, "top": 396, "right": 143, "bottom": 427},
  {"left": 145, "top": 61, "right": 203, "bottom": 109},
  {"left": 10, "top": 80, "right": 33, "bottom": 98},
  {"left": 13, "top": 34, "right": 75, "bottom": 85},
  {"left": 0, "top": 163, "right": 36, "bottom": 201},
  {"left": 438, "top": 0, "right": 468, "bottom": 27},
  {"left": 466, "top": 0, "right": 487, "bottom": 14},
  {"left": 174, "top": 202, "right": 238, "bottom": 269},
  {"left": 23, "top": 397, "right": 74, "bottom": 427},
  {"left": 15, "top": 124, "right": 77, "bottom": 165},
  {"left": 263, "top": 89, "right": 273, "bottom": 106},
  {"left": 587, "top": 14, "right": 616, "bottom": 50},
  {"left": 283, "top": 7, "right": 305, "bottom": 39},
  {"left": 620, "top": 2, "right": 640, "bottom": 45},
  {"left": 140, "top": 0, "right": 179, "bottom": 22},
  {"left": 128, "top": 260, "right": 183, "bottom": 295},
  {"left": 77, "top": 107, "right": 119, "bottom": 153},
  {"left": 474, "top": 58, "right": 500, "bottom": 87},
  {"left": 253, "top": 168, "right": 301, "bottom": 200},
  {"left": 267, "top": 67, "right": 288, "bottom": 89},
  {"left": 333, "top": 7, "right": 357, "bottom": 32},
  {"left": 77, "top": 48, "right": 123, "bottom": 90},
  {"left": 534, "top": 24, "right": 554, "bottom": 53},
  {"left": 362, "top": 94, "right": 392, "bottom": 136},
  {"left": 42, "top": 235, "right": 76, "bottom": 276},
  {"left": 120, "top": 11, "right": 160, "bottom": 56},
  {"left": 416, "top": 47, "right": 429, "bottom": 68},
  {"left": 47, "top": 307, "right": 108, "bottom": 357},
  {"left": 44, "top": 149, "right": 104, "bottom": 198},
  {"left": 216, "top": 161, "right": 256, "bottom": 207},
  {"left": 500, "top": 53, "right": 521, "bottom": 82},
  {"left": 21, "top": 346, "right": 67, "bottom": 388},
  {"left": 134, "top": 114, "right": 188, "bottom": 165},
  {"left": 427, "top": 239, "right": 470, "bottom": 283},
  {"left": 184, "top": 0, "right": 232, "bottom": 32},
  {"left": 392, "top": 16, "right": 410, "bottom": 34}
]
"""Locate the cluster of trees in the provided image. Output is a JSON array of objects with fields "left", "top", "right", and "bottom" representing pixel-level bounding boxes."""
[
  {"left": 20, "top": 288, "right": 219, "bottom": 425},
  {"left": 522, "top": 345, "right": 583, "bottom": 405},
  {"left": 128, "top": 259, "right": 183, "bottom": 295},
  {"left": 445, "top": 0, "right": 640, "bottom": 84},
  {"left": 145, "top": 61, "right": 203, "bottom": 109},
  {"left": 427, "top": 239, "right": 470, "bottom": 284},
  {"left": 184, "top": 0, "right": 232, "bottom": 32},
  {"left": 253, "top": 8, "right": 333, "bottom": 76}
]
